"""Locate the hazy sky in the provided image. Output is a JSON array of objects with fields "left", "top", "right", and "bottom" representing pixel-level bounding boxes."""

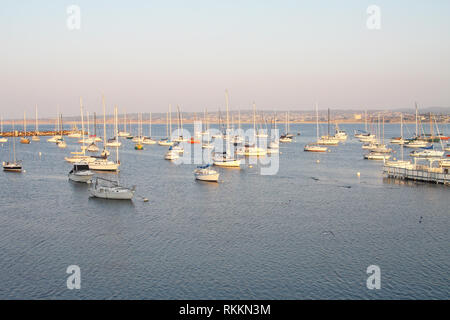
[{"left": 1, "top": 0, "right": 449, "bottom": 117}]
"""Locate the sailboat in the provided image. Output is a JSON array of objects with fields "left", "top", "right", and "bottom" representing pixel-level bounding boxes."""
[
  {"left": 89, "top": 177, "right": 135, "bottom": 200},
  {"left": 89, "top": 100, "right": 120, "bottom": 172},
  {"left": 0, "top": 116, "right": 7, "bottom": 143},
  {"left": 317, "top": 109, "right": 339, "bottom": 145},
  {"left": 305, "top": 104, "right": 328, "bottom": 152},
  {"left": 87, "top": 112, "right": 100, "bottom": 152},
  {"left": 236, "top": 102, "right": 267, "bottom": 156},
  {"left": 20, "top": 111, "right": 31, "bottom": 144},
  {"left": 105, "top": 107, "right": 122, "bottom": 147},
  {"left": 159, "top": 105, "right": 175, "bottom": 146},
  {"left": 118, "top": 111, "right": 131, "bottom": 137},
  {"left": 194, "top": 164, "right": 219, "bottom": 182},
  {"left": 390, "top": 114, "right": 407, "bottom": 145},
  {"left": 279, "top": 112, "right": 293, "bottom": 143},
  {"left": 57, "top": 114, "right": 67, "bottom": 149},
  {"left": 3, "top": 121, "right": 23, "bottom": 172},
  {"left": 164, "top": 145, "right": 180, "bottom": 160},
  {"left": 202, "top": 108, "right": 214, "bottom": 149},
  {"left": 410, "top": 114, "right": 445, "bottom": 158},
  {"left": 134, "top": 113, "right": 144, "bottom": 150},
  {"left": 174, "top": 105, "right": 188, "bottom": 142},
  {"left": 267, "top": 115, "right": 280, "bottom": 152},
  {"left": 65, "top": 98, "right": 95, "bottom": 163},
  {"left": 143, "top": 112, "right": 157, "bottom": 144},
  {"left": 32, "top": 105, "right": 40, "bottom": 141},
  {"left": 355, "top": 110, "right": 376, "bottom": 142},
  {"left": 213, "top": 90, "right": 241, "bottom": 167},
  {"left": 48, "top": 109, "right": 63, "bottom": 142}
]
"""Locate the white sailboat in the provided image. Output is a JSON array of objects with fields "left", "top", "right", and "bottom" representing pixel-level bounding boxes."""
[
  {"left": 318, "top": 109, "right": 339, "bottom": 145},
  {"left": 202, "top": 108, "right": 214, "bottom": 149},
  {"left": 305, "top": 104, "right": 328, "bottom": 152},
  {"left": 118, "top": 111, "right": 131, "bottom": 137},
  {"left": 90, "top": 177, "right": 135, "bottom": 200},
  {"left": 20, "top": 111, "right": 31, "bottom": 144},
  {"left": 57, "top": 114, "right": 67, "bottom": 149},
  {"left": 2, "top": 121, "right": 23, "bottom": 172},
  {"left": 32, "top": 105, "right": 40, "bottom": 141},
  {"left": 48, "top": 109, "right": 63, "bottom": 142},
  {"left": 213, "top": 90, "right": 241, "bottom": 167},
  {"left": 237, "top": 102, "right": 267, "bottom": 156},
  {"left": 164, "top": 145, "right": 180, "bottom": 160},
  {"left": 385, "top": 113, "right": 413, "bottom": 169},
  {"left": 143, "top": 112, "right": 157, "bottom": 145},
  {"left": 89, "top": 99, "right": 120, "bottom": 172},
  {"left": 194, "top": 164, "right": 219, "bottom": 182},
  {"left": 173, "top": 105, "right": 188, "bottom": 142},
  {"left": 105, "top": 107, "right": 122, "bottom": 147},
  {"left": 65, "top": 98, "right": 94, "bottom": 163},
  {"left": 279, "top": 112, "right": 292, "bottom": 143},
  {"left": 159, "top": 105, "right": 174, "bottom": 146}
]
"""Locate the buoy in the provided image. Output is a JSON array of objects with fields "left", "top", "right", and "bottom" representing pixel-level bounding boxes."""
[
  {"left": 143, "top": 198, "right": 149, "bottom": 202},
  {"left": 249, "top": 165, "right": 253, "bottom": 168},
  {"left": 316, "top": 160, "right": 320, "bottom": 163},
  {"left": 357, "top": 172, "right": 361, "bottom": 177},
  {"left": 38, "top": 152, "right": 42, "bottom": 159}
]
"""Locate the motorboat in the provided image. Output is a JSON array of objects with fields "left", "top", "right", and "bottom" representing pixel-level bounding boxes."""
[{"left": 68, "top": 162, "right": 94, "bottom": 183}]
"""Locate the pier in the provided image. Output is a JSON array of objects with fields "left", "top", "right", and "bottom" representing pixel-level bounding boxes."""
[
  {"left": 383, "top": 164, "right": 450, "bottom": 185},
  {"left": 0, "top": 130, "right": 76, "bottom": 137}
]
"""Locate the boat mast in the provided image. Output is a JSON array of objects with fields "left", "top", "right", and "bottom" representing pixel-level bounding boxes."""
[
  {"left": 316, "top": 103, "right": 319, "bottom": 141},
  {"left": 35, "top": 104, "right": 38, "bottom": 133},
  {"left": 115, "top": 106, "right": 119, "bottom": 164},
  {"left": 149, "top": 112, "right": 152, "bottom": 138},
  {"left": 225, "top": 90, "right": 230, "bottom": 133},
  {"left": 102, "top": 94, "right": 107, "bottom": 147},
  {"left": 415, "top": 102, "right": 418, "bottom": 137},
  {"left": 327, "top": 108, "right": 330, "bottom": 137},
  {"left": 23, "top": 111, "right": 26, "bottom": 137},
  {"left": 94, "top": 112, "right": 97, "bottom": 137},
  {"left": 169, "top": 104, "right": 172, "bottom": 139},
  {"left": 80, "top": 97, "right": 85, "bottom": 152},
  {"left": 364, "top": 110, "right": 367, "bottom": 132},
  {"left": 13, "top": 121, "right": 16, "bottom": 162},
  {"left": 400, "top": 113, "right": 404, "bottom": 161}
]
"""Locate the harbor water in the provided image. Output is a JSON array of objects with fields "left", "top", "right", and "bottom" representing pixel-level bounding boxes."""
[{"left": 0, "top": 123, "right": 448, "bottom": 299}]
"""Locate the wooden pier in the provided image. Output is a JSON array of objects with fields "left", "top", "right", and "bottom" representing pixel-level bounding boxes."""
[{"left": 383, "top": 164, "right": 450, "bottom": 185}]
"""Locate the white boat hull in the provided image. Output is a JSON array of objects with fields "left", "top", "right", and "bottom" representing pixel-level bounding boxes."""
[{"left": 68, "top": 172, "right": 94, "bottom": 183}]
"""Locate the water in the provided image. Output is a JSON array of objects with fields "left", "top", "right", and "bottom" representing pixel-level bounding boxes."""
[{"left": 0, "top": 123, "right": 448, "bottom": 299}]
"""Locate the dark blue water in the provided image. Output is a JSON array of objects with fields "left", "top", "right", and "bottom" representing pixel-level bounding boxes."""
[{"left": 0, "top": 123, "right": 448, "bottom": 299}]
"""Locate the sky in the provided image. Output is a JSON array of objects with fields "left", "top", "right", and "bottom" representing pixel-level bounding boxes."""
[{"left": 1, "top": 0, "right": 449, "bottom": 117}]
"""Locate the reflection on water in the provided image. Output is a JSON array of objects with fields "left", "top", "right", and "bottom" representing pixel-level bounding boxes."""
[{"left": 0, "top": 123, "right": 448, "bottom": 299}]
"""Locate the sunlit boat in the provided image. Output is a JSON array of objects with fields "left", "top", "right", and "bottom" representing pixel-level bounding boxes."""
[
  {"left": 213, "top": 152, "right": 241, "bottom": 167},
  {"left": 194, "top": 164, "right": 220, "bottom": 182},
  {"left": 304, "top": 143, "right": 327, "bottom": 152},
  {"left": 364, "top": 152, "right": 391, "bottom": 160},
  {"left": 165, "top": 147, "right": 180, "bottom": 160},
  {"left": 68, "top": 162, "right": 94, "bottom": 183}
]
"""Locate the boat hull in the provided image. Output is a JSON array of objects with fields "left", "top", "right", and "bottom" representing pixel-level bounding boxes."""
[{"left": 68, "top": 172, "right": 94, "bottom": 183}]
